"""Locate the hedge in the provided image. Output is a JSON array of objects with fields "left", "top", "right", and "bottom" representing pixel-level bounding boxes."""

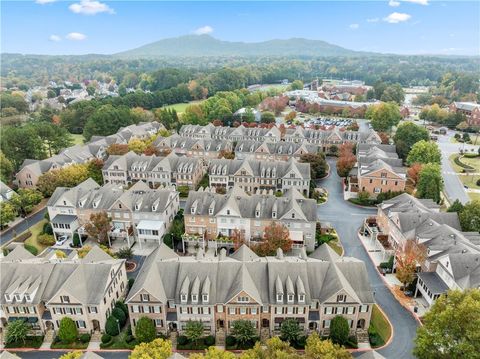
[
  {"left": 454, "top": 155, "right": 475, "bottom": 171},
  {"left": 24, "top": 244, "right": 38, "bottom": 256},
  {"left": 14, "top": 231, "right": 32, "bottom": 243}
]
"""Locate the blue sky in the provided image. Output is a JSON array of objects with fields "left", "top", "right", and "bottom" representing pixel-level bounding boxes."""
[{"left": 1, "top": 1, "right": 479, "bottom": 56}]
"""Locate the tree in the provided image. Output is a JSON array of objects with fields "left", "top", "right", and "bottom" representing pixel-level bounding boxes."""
[
  {"left": 58, "top": 317, "right": 78, "bottom": 344},
  {"left": 260, "top": 111, "right": 276, "bottom": 124},
  {"left": 395, "top": 241, "right": 427, "bottom": 289},
  {"left": 329, "top": 316, "right": 350, "bottom": 345},
  {"left": 458, "top": 200, "right": 480, "bottom": 232},
  {"left": 116, "top": 246, "right": 133, "bottom": 260},
  {"left": 59, "top": 351, "right": 82, "bottom": 359},
  {"left": 32, "top": 122, "right": 73, "bottom": 157},
  {"left": 305, "top": 332, "right": 352, "bottom": 359},
  {"left": 5, "top": 319, "right": 29, "bottom": 345},
  {"left": 107, "top": 143, "right": 130, "bottom": 156},
  {"left": 10, "top": 188, "right": 43, "bottom": 216},
  {"left": 0, "top": 151, "right": 14, "bottom": 183},
  {"left": 130, "top": 338, "right": 172, "bottom": 359},
  {"left": 83, "top": 104, "right": 134, "bottom": 141},
  {"left": 380, "top": 83, "right": 405, "bottom": 105},
  {"left": 336, "top": 144, "right": 356, "bottom": 178},
  {"left": 128, "top": 138, "right": 148, "bottom": 154},
  {"left": 231, "top": 228, "right": 246, "bottom": 250},
  {"left": 280, "top": 319, "right": 302, "bottom": 344},
  {"left": 240, "top": 337, "right": 299, "bottom": 359},
  {"left": 190, "top": 346, "right": 236, "bottom": 359},
  {"left": 407, "top": 163, "right": 423, "bottom": 186},
  {"left": 393, "top": 122, "right": 430, "bottom": 159},
  {"left": 184, "top": 320, "right": 204, "bottom": 347},
  {"left": 86, "top": 158, "right": 104, "bottom": 184},
  {"left": 367, "top": 102, "right": 401, "bottom": 132},
  {"left": 37, "top": 163, "right": 90, "bottom": 197},
  {"left": 447, "top": 199, "right": 465, "bottom": 213},
  {"left": 231, "top": 320, "right": 257, "bottom": 348},
  {"left": 134, "top": 316, "right": 156, "bottom": 343},
  {"left": 112, "top": 307, "right": 127, "bottom": 326},
  {"left": 285, "top": 111, "right": 296, "bottom": 122},
  {"left": 0, "top": 202, "right": 17, "bottom": 228},
  {"left": 84, "top": 212, "right": 111, "bottom": 246},
  {"left": 1, "top": 126, "right": 46, "bottom": 169},
  {"left": 105, "top": 316, "right": 121, "bottom": 336},
  {"left": 254, "top": 222, "right": 292, "bottom": 256},
  {"left": 414, "top": 289, "right": 480, "bottom": 359},
  {"left": 300, "top": 153, "right": 327, "bottom": 179},
  {"left": 406, "top": 140, "right": 441, "bottom": 166},
  {"left": 416, "top": 164, "right": 443, "bottom": 203},
  {"left": 290, "top": 80, "right": 304, "bottom": 91}
]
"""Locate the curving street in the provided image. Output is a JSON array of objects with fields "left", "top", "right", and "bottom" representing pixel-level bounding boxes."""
[{"left": 318, "top": 159, "right": 419, "bottom": 359}]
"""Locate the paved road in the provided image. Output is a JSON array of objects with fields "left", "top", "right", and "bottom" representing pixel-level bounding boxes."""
[
  {"left": 317, "top": 159, "right": 419, "bottom": 359},
  {"left": 0, "top": 208, "right": 47, "bottom": 246},
  {"left": 437, "top": 131, "right": 479, "bottom": 204}
]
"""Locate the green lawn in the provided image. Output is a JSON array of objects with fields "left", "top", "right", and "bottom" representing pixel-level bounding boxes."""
[
  {"left": 70, "top": 133, "right": 85, "bottom": 145},
  {"left": 370, "top": 304, "right": 392, "bottom": 347},
  {"left": 23, "top": 219, "right": 49, "bottom": 253},
  {"left": 164, "top": 100, "right": 204, "bottom": 114},
  {"left": 327, "top": 240, "right": 343, "bottom": 256},
  {"left": 449, "top": 154, "right": 480, "bottom": 201}
]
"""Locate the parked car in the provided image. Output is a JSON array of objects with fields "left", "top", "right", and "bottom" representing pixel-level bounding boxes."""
[{"left": 55, "top": 235, "right": 69, "bottom": 246}]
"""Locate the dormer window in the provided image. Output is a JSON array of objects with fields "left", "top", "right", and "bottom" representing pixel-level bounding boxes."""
[
  {"left": 276, "top": 294, "right": 283, "bottom": 303},
  {"left": 152, "top": 205, "right": 157, "bottom": 211},
  {"left": 63, "top": 201, "right": 67, "bottom": 206},
  {"left": 5, "top": 294, "right": 11, "bottom": 302},
  {"left": 255, "top": 210, "right": 260, "bottom": 218},
  {"left": 291, "top": 213, "right": 295, "bottom": 219},
  {"left": 191, "top": 207, "right": 195, "bottom": 214},
  {"left": 298, "top": 294, "right": 305, "bottom": 303},
  {"left": 226, "top": 210, "right": 230, "bottom": 215},
  {"left": 15, "top": 294, "right": 21, "bottom": 301},
  {"left": 202, "top": 294, "right": 209, "bottom": 303},
  {"left": 181, "top": 294, "right": 187, "bottom": 303},
  {"left": 141, "top": 294, "right": 150, "bottom": 302},
  {"left": 209, "top": 208, "right": 214, "bottom": 215},
  {"left": 135, "top": 204, "right": 140, "bottom": 211},
  {"left": 24, "top": 294, "right": 31, "bottom": 302},
  {"left": 287, "top": 294, "right": 294, "bottom": 303},
  {"left": 191, "top": 295, "right": 198, "bottom": 303},
  {"left": 272, "top": 211, "right": 277, "bottom": 219}
]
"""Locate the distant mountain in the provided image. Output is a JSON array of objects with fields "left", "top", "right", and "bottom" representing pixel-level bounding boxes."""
[{"left": 115, "top": 34, "right": 369, "bottom": 58}]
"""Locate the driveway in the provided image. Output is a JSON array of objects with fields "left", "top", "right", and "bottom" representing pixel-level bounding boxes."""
[
  {"left": 437, "top": 131, "right": 479, "bottom": 204},
  {"left": 317, "top": 159, "right": 419, "bottom": 359}
]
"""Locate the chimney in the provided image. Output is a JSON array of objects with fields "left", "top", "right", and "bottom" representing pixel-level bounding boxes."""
[{"left": 276, "top": 248, "right": 284, "bottom": 260}]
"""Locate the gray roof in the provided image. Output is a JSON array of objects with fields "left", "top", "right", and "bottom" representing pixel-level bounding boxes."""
[
  {"left": 79, "top": 352, "right": 104, "bottom": 359},
  {"left": 356, "top": 351, "right": 386, "bottom": 359},
  {"left": 126, "top": 244, "right": 374, "bottom": 306},
  {"left": 417, "top": 272, "right": 449, "bottom": 294},
  {"left": 51, "top": 214, "right": 78, "bottom": 224},
  {"left": 448, "top": 253, "right": 480, "bottom": 289},
  {"left": 0, "top": 351, "right": 20, "bottom": 359}
]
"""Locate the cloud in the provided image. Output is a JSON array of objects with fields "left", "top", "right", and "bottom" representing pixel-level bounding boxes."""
[
  {"left": 69, "top": 0, "right": 115, "bottom": 15},
  {"left": 193, "top": 26, "right": 213, "bottom": 35},
  {"left": 349, "top": 23, "right": 359, "bottom": 29},
  {"left": 389, "top": 0, "right": 400, "bottom": 7},
  {"left": 35, "top": 0, "right": 56, "bottom": 4},
  {"left": 66, "top": 32, "right": 87, "bottom": 41},
  {"left": 49, "top": 34, "right": 61, "bottom": 42},
  {"left": 384, "top": 12, "right": 411, "bottom": 23},
  {"left": 403, "top": 0, "right": 429, "bottom": 5},
  {"left": 367, "top": 18, "right": 380, "bottom": 23}
]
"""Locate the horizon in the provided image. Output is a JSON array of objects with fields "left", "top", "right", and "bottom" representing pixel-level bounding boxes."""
[{"left": 1, "top": 1, "right": 479, "bottom": 56}]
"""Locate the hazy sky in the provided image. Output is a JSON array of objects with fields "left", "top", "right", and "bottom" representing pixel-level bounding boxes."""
[{"left": 2, "top": 0, "right": 479, "bottom": 56}]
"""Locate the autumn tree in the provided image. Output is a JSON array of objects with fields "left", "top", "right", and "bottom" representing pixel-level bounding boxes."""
[
  {"left": 305, "top": 332, "right": 352, "bottom": 359},
  {"left": 414, "top": 289, "right": 480, "bottom": 359},
  {"left": 407, "top": 163, "right": 423, "bottom": 186},
  {"left": 300, "top": 153, "right": 328, "bottom": 179},
  {"left": 218, "top": 150, "right": 235, "bottom": 159},
  {"left": 406, "top": 140, "right": 441, "bottom": 166},
  {"left": 254, "top": 222, "right": 292, "bottom": 256},
  {"left": 130, "top": 338, "right": 172, "bottom": 359},
  {"left": 128, "top": 138, "right": 148, "bottom": 154},
  {"left": 240, "top": 337, "right": 300, "bottom": 359},
  {"left": 0, "top": 202, "right": 17, "bottom": 228},
  {"left": 395, "top": 241, "right": 427, "bottom": 290},
  {"left": 231, "top": 229, "right": 247, "bottom": 250},
  {"left": 190, "top": 347, "right": 236, "bottom": 359},
  {"left": 84, "top": 212, "right": 111, "bottom": 246},
  {"left": 0, "top": 151, "right": 14, "bottom": 183},
  {"left": 37, "top": 164, "right": 90, "bottom": 197},
  {"left": 378, "top": 132, "right": 390, "bottom": 145},
  {"left": 107, "top": 143, "right": 129, "bottom": 156},
  {"left": 9, "top": 188, "right": 43, "bottom": 216},
  {"left": 285, "top": 111, "right": 296, "bottom": 122},
  {"left": 366, "top": 102, "right": 401, "bottom": 132},
  {"left": 260, "top": 111, "right": 276, "bottom": 124},
  {"left": 336, "top": 143, "right": 357, "bottom": 178}
]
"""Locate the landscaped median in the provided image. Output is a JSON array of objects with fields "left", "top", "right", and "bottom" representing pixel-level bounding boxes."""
[
  {"left": 448, "top": 152, "right": 480, "bottom": 201},
  {"left": 368, "top": 304, "right": 393, "bottom": 348}
]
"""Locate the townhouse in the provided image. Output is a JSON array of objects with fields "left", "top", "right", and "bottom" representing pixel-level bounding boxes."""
[
  {"left": 0, "top": 246, "right": 127, "bottom": 335},
  {"left": 0, "top": 181, "right": 15, "bottom": 203},
  {"left": 180, "top": 124, "right": 282, "bottom": 143},
  {"left": 208, "top": 157, "right": 311, "bottom": 196},
  {"left": 154, "top": 135, "right": 233, "bottom": 162},
  {"left": 234, "top": 141, "right": 318, "bottom": 161},
  {"left": 47, "top": 179, "right": 180, "bottom": 247},
  {"left": 15, "top": 122, "right": 164, "bottom": 188},
  {"left": 102, "top": 152, "right": 205, "bottom": 190},
  {"left": 183, "top": 186, "right": 317, "bottom": 251},
  {"left": 348, "top": 144, "right": 407, "bottom": 197},
  {"left": 449, "top": 102, "right": 480, "bottom": 127},
  {"left": 125, "top": 243, "right": 374, "bottom": 340}
]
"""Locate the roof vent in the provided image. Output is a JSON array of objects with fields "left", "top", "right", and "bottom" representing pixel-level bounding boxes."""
[
  {"left": 196, "top": 248, "right": 205, "bottom": 260},
  {"left": 276, "top": 248, "right": 284, "bottom": 260},
  {"left": 219, "top": 248, "right": 227, "bottom": 261},
  {"left": 299, "top": 247, "right": 308, "bottom": 260}
]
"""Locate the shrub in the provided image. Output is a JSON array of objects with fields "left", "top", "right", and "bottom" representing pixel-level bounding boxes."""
[
  {"left": 105, "top": 316, "right": 120, "bottom": 336},
  {"left": 177, "top": 335, "right": 189, "bottom": 346},
  {"left": 23, "top": 243, "right": 38, "bottom": 256},
  {"left": 116, "top": 247, "right": 133, "bottom": 260},
  {"left": 5, "top": 319, "right": 29, "bottom": 344},
  {"left": 43, "top": 222, "right": 53, "bottom": 235},
  {"left": 128, "top": 278, "right": 135, "bottom": 290},
  {"left": 126, "top": 335, "right": 135, "bottom": 343},
  {"left": 101, "top": 334, "right": 111, "bottom": 344},
  {"left": 346, "top": 335, "right": 358, "bottom": 349},
  {"left": 204, "top": 335, "right": 215, "bottom": 346},
  {"left": 58, "top": 317, "right": 78, "bottom": 344},
  {"left": 115, "top": 301, "right": 129, "bottom": 317},
  {"left": 72, "top": 233, "right": 81, "bottom": 247},
  {"left": 112, "top": 307, "right": 127, "bottom": 326},
  {"left": 477, "top": 179, "right": 480, "bottom": 186},
  {"left": 79, "top": 333, "right": 91, "bottom": 343},
  {"left": 14, "top": 231, "right": 32, "bottom": 242},
  {"left": 177, "top": 185, "right": 190, "bottom": 197},
  {"left": 135, "top": 316, "right": 156, "bottom": 343},
  {"left": 225, "top": 335, "right": 236, "bottom": 347},
  {"left": 37, "top": 233, "right": 55, "bottom": 246},
  {"left": 329, "top": 316, "right": 350, "bottom": 345}
]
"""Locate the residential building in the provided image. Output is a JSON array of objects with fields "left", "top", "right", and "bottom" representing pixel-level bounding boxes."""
[
  {"left": 102, "top": 152, "right": 205, "bottom": 190},
  {"left": 235, "top": 141, "right": 318, "bottom": 161},
  {"left": 0, "top": 181, "right": 15, "bottom": 203},
  {"left": 449, "top": 102, "right": 480, "bottom": 127},
  {"left": 47, "top": 179, "right": 179, "bottom": 247},
  {"left": 15, "top": 122, "right": 164, "bottom": 189},
  {"left": 0, "top": 246, "right": 127, "bottom": 335},
  {"left": 208, "top": 157, "right": 310, "bottom": 196},
  {"left": 183, "top": 186, "right": 317, "bottom": 250},
  {"left": 125, "top": 243, "right": 374, "bottom": 340},
  {"left": 179, "top": 124, "right": 282, "bottom": 143},
  {"left": 348, "top": 144, "right": 407, "bottom": 197}
]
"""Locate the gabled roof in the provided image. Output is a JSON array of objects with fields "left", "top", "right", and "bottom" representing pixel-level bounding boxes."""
[{"left": 5, "top": 246, "right": 36, "bottom": 261}]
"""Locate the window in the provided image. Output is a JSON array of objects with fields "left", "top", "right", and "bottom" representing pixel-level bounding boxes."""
[
  {"left": 323, "top": 320, "right": 331, "bottom": 329},
  {"left": 202, "top": 295, "right": 209, "bottom": 303},
  {"left": 240, "top": 307, "right": 246, "bottom": 315},
  {"left": 191, "top": 295, "right": 198, "bottom": 303},
  {"left": 217, "top": 305, "right": 223, "bottom": 313},
  {"left": 381, "top": 172, "right": 387, "bottom": 178},
  {"left": 24, "top": 295, "right": 31, "bottom": 302},
  {"left": 154, "top": 306, "right": 161, "bottom": 313},
  {"left": 298, "top": 295, "right": 305, "bottom": 303},
  {"left": 181, "top": 294, "right": 187, "bottom": 303},
  {"left": 141, "top": 294, "right": 150, "bottom": 302},
  {"left": 60, "top": 296, "right": 70, "bottom": 304},
  {"left": 276, "top": 294, "right": 283, "bottom": 303},
  {"left": 337, "top": 295, "right": 346, "bottom": 303},
  {"left": 132, "top": 305, "right": 140, "bottom": 313},
  {"left": 77, "top": 320, "right": 86, "bottom": 329},
  {"left": 155, "top": 319, "right": 163, "bottom": 327},
  {"left": 324, "top": 307, "right": 333, "bottom": 315},
  {"left": 229, "top": 307, "right": 236, "bottom": 315},
  {"left": 5, "top": 294, "right": 11, "bottom": 302},
  {"left": 88, "top": 306, "right": 98, "bottom": 314},
  {"left": 251, "top": 307, "right": 257, "bottom": 315},
  {"left": 291, "top": 213, "right": 295, "bottom": 219},
  {"left": 287, "top": 295, "right": 294, "bottom": 303},
  {"left": 360, "top": 305, "right": 369, "bottom": 313},
  {"left": 237, "top": 296, "right": 249, "bottom": 303},
  {"left": 262, "top": 305, "right": 269, "bottom": 313},
  {"left": 347, "top": 307, "right": 355, "bottom": 315}
]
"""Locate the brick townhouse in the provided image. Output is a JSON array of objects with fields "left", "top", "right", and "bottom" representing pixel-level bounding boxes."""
[
  {"left": 449, "top": 102, "right": 480, "bottom": 127},
  {"left": 234, "top": 141, "right": 318, "bottom": 161},
  {"left": 179, "top": 124, "right": 282, "bottom": 143}
]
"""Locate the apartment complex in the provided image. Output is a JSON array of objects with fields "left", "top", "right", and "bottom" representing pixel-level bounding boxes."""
[
  {"left": 184, "top": 186, "right": 317, "bottom": 250},
  {"left": 348, "top": 144, "right": 407, "bottom": 197},
  {"left": 234, "top": 141, "right": 318, "bottom": 161},
  {"left": 47, "top": 179, "right": 179, "bottom": 247},
  {"left": 180, "top": 124, "right": 283, "bottom": 143},
  {"left": 0, "top": 246, "right": 127, "bottom": 335},
  {"left": 125, "top": 243, "right": 374, "bottom": 339},
  {"left": 15, "top": 122, "right": 163, "bottom": 188},
  {"left": 209, "top": 157, "right": 311, "bottom": 196},
  {"left": 102, "top": 152, "right": 205, "bottom": 190},
  {"left": 449, "top": 102, "right": 480, "bottom": 127}
]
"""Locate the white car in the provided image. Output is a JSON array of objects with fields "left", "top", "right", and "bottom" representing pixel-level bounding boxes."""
[{"left": 55, "top": 235, "right": 69, "bottom": 246}]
